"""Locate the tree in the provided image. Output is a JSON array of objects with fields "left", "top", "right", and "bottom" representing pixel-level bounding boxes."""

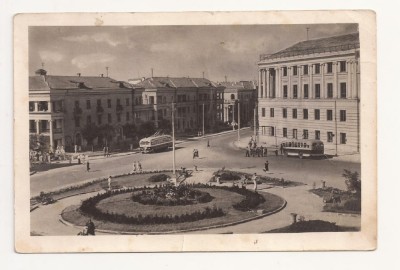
[
  {"left": 123, "top": 123, "right": 136, "bottom": 138},
  {"left": 157, "top": 119, "right": 172, "bottom": 134},
  {"left": 29, "top": 134, "right": 50, "bottom": 153},
  {"left": 81, "top": 123, "right": 99, "bottom": 147},
  {"left": 137, "top": 121, "right": 156, "bottom": 138},
  {"left": 342, "top": 169, "right": 361, "bottom": 195},
  {"left": 98, "top": 124, "right": 115, "bottom": 146}
]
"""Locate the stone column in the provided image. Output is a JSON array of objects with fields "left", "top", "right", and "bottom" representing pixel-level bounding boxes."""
[
  {"left": 347, "top": 60, "right": 352, "bottom": 99},
  {"left": 288, "top": 67, "right": 292, "bottom": 99},
  {"left": 265, "top": 69, "right": 270, "bottom": 98},
  {"left": 276, "top": 67, "right": 281, "bottom": 98},
  {"left": 333, "top": 62, "right": 338, "bottom": 98},
  {"left": 258, "top": 69, "right": 262, "bottom": 98},
  {"left": 262, "top": 69, "right": 266, "bottom": 98},
  {"left": 298, "top": 65, "right": 302, "bottom": 98},
  {"left": 34, "top": 102, "right": 38, "bottom": 112},
  {"left": 275, "top": 67, "right": 279, "bottom": 98},
  {"left": 353, "top": 59, "right": 358, "bottom": 98},
  {"left": 321, "top": 63, "right": 325, "bottom": 98},
  {"left": 49, "top": 120, "right": 54, "bottom": 151},
  {"left": 47, "top": 101, "right": 52, "bottom": 112},
  {"left": 36, "top": 120, "right": 40, "bottom": 134},
  {"left": 309, "top": 65, "right": 313, "bottom": 98}
]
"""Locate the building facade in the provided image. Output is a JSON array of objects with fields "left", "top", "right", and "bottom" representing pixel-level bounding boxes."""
[
  {"left": 257, "top": 33, "right": 360, "bottom": 155},
  {"left": 132, "top": 77, "right": 225, "bottom": 134},
  {"left": 217, "top": 81, "right": 257, "bottom": 127},
  {"left": 29, "top": 70, "right": 134, "bottom": 152}
]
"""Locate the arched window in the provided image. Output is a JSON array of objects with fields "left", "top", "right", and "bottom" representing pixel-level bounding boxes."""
[{"left": 231, "top": 94, "right": 235, "bottom": 100}]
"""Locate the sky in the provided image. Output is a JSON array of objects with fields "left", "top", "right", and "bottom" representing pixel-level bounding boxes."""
[{"left": 29, "top": 24, "right": 357, "bottom": 82}]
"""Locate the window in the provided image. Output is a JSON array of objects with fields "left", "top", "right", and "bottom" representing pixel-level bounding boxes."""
[
  {"left": 303, "top": 129, "right": 309, "bottom": 139},
  {"left": 340, "top": 61, "right": 346, "bottom": 72},
  {"left": 97, "top": 99, "right": 101, "bottom": 106},
  {"left": 74, "top": 100, "right": 80, "bottom": 108},
  {"left": 283, "top": 128, "right": 287, "bottom": 138},
  {"left": 29, "top": 102, "right": 35, "bottom": 111},
  {"left": 315, "top": 130, "right": 321, "bottom": 140},
  {"left": 270, "top": 127, "right": 275, "bottom": 136},
  {"left": 340, "top": 133, "right": 347, "bottom": 144},
  {"left": 149, "top": 96, "right": 155, "bottom": 104},
  {"left": 327, "top": 132, "right": 334, "bottom": 142},
  {"left": 117, "top": 99, "right": 121, "bottom": 106},
  {"left": 283, "top": 108, "right": 287, "bottom": 118},
  {"left": 304, "top": 84, "right": 309, "bottom": 99},
  {"left": 108, "top": 113, "right": 112, "bottom": 123},
  {"left": 97, "top": 115, "right": 102, "bottom": 125},
  {"left": 293, "top": 85, "right": 298, "bottom": 98},
  {"left": 327, "top": 110, "right": 333, "bottom": 121},
  {"left": 303, "top": 109, "right": 308, "bottom": 119},
  {"left": 303, "top": 65, "right": 308, "bottom": 75},
  {"left": 315, "top": 84, "right": 321, "bottom": 98},
  {"left": 283, "top": 67, "right": 288, "bottom": 76},
  {"left": 292, "top": 109, "right": 297, "bottom": 119},
  {"left": 262, "top": 108, "right": 265, "bottom": 117},
  {"left": 126, "top": 112, "right": 130, "bottom": 121},
  {"left": 340, "top": 83, "right": 347, "bottom": 98},
  {"left": 126, "top": 98, "right": 130, "bottom": 106},
  {"left": 315, "top": 63, "right": 321, "bottom": 74},
  {"left": 117, "top": 114, "right": 121, "bottom": 122},
  {"left": 270, "top": 108, "right": 274, "bottom": 117},
  {"left": 340, "top": 110, "right": 347, "bottom": 121},
  {"left": 74, "top": 117, "right": 80, "bottom": 127},
  {"left": 107, "top": 99, "right": 112, "bottom": 108},
  {"left": 86, "top": 100, "right": 91, "bottom": 109},
  {"left": 293, "top": 129, "right": 298, "bottom": 139},
  {"left": 314, "top": 109, "right": 320, "bottom": 120},
  {"left": 283, "top": 85, "right": 288, "bottom": 98},
  {"left": 327, "top": 83, "right": 333, "bottom": 98},
  {"left": 293, "top": 66, "right": 298, "bottom": 76},
  {"left": 327, "top": 62, "right": 333, "bottom": 73},
  {"left": 86, "top": 115, "right": 91, "bottom": 125}
]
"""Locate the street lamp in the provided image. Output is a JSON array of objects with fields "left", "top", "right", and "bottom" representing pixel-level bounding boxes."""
[
  {"left": 171, "top": 102, "right": 177, "bottom": 186},
  {"left": 202, "top": 103, "right": 205, "bottom": 138},
  {"left": 237, "top": 100, "right": 240, "bottom": 141}
]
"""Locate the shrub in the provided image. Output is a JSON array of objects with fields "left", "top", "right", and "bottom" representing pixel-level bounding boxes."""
[
  {"left": 148, "top": 174, "right": 169, "bottom": 183},
  {"left": 343, "top": 199, "right": 361, "bottom": 212}
]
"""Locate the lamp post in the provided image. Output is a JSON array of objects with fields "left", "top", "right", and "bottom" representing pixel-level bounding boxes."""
[
  {"left": 237, "top": 101, "right": 240, "bottom": 141},
  {"left": 171, "top": 102, "right": 177, "bottom": 185},
  {"left": 232, "top": 104, "right": 235, "bottom": 131},
  {"left": 202, "top": 103, "right": 205, "bottom": 137}
]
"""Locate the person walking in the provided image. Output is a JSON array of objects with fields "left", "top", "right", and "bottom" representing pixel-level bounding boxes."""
[
  {"left": 108, "top": 176, "right": 112, "bottom": 191},
  {"left": 133, "top": 161, "right": 137, "bottom": 172},
  {"left": 245, "top": 148, "right": 250, "bottom": 157},
  {"left": 86, "top": 219, "right": 95, "bottom": 235},
  {"left": 260, "top": 146, "right": 264, "bottom": 157},
  {"left": 263, "top": 160, "right": 269, "bottom": 172},
  {"left": 251, "top": 173, "right": 258, "bottom": 191},
  {"left": 86, "top": 160, "right": 90, "bottom": 172},
  {"left": 280, "top": 144, "right": 283, "bottom": 155},
  {"left": 103, "top": 146, "right": 107, "bottom": 157},
  {"left": 138, "top": 161, "right": 142, "bottom": 172}
]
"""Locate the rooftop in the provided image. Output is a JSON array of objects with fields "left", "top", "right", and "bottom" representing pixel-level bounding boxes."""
[
  {"left": 217, "top": 81, "right": 257, "bottom": 90},
  {"left": 29, "top": 73, "right": 131, "bottom": 90},
  {"left": 132, "top": 77, "right": 217, "bottom": 89},
  {"left": 260, "top": 32, "right": 360, "bottom": 61}
]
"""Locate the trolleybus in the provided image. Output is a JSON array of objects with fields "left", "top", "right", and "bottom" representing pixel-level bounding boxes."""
[
  {"left": 281, "top": 139, "right": 324, "bottom": 159},
  {"left": 139, "top": 135, "right": 173, "bottom": 153}
]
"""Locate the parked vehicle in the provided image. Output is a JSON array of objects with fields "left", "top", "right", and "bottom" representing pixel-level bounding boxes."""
[{"left": 281, "top": 139, "right": 324, "bottom": 159}]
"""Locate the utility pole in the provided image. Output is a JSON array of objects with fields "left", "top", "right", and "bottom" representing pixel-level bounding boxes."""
[
  {"left": 202, "top": 71, "right": 205, "bottom": 79},
  {"left": 171, "top": 102, "right": 176, "bottom": 185},
  {"left": 151, "top": 68, "right": 154, "bottom": 78},
  {"left": 202, "top": 103, "right": 205, "bottom": 137},
  {"left": 254, "top": 105, "right": 257, "bottom": 142},
  {"left": 106, "top": 67, "right": 109, "bottom": 77},
  {"left": 237, "top": 101, "right": 240, "bottom": 141},
  {"left": 306, "top": 27, "right": 310, "bottom": 40},
  {"left": 232, "top": 105, "right": 235, "bottom": 131}
]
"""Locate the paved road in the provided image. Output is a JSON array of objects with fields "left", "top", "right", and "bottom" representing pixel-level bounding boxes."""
[{"left": 31, "top": 129, "right": 360, "bottom": 196}]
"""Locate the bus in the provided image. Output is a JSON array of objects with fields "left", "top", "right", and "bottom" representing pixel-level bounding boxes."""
[
  {"left": 139, "top": 135, "right": 173, "bottom": 153},
  {"left": 281, "top": 139, "right": 324, "bottom": 159}
]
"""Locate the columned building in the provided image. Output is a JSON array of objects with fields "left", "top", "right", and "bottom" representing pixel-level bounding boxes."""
[{"left": 257, "top": 33, "right": 360, "bottom": 155}]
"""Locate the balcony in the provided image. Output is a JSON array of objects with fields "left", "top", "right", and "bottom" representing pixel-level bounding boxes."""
[{"left": 73, "top": 107, "right": 83, "bottom": 115}]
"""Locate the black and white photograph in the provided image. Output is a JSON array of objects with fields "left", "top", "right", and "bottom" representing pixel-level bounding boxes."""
[{"left": 13, "top": 11, "right": 377, "bottom": 252}]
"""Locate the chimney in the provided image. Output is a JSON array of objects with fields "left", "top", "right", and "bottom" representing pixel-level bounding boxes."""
[
  {"left": 100, "top": 74, "right": 104, "bottom": 77},
  {"left": 224, "top": 75, "right": 227, "bottom": 82},
  {"left": 151, "top": 68, "right": 154, "bottom": 78},
  {"left": 77, "top": 73, "right": 81, "bottom": 77}
]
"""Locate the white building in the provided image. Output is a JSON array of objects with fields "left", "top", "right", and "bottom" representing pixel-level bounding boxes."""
[{"left": 257, "top": 33, "right": 360, "bottom": 155}]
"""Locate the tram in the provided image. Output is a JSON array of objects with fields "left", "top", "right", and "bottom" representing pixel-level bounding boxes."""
[
  {"left": 281, "top": 139, "right": 324, "bottom": 159},
  {"left": 139, "top": 134, "right": 173, "bottom": 153}
]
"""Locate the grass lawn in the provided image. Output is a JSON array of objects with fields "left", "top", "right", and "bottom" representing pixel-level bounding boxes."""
[
  {"left": 310, "top": 188, "right": 361, "bottom": 214},
  {"left": 61, "top": 189, "right": 286, "bottom": 233}
]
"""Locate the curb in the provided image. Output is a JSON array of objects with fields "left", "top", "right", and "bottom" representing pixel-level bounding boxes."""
[{"left": 58, "top": 193, "right": 287, "bottom": 235}]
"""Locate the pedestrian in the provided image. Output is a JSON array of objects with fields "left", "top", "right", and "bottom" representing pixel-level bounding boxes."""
[
  {"left": 108, "top": 176, "right": 112, "bottom": 191},
  {"left": 103, "top": 146, "right": 106, "bottom": 157},
  {"left": 86, "top": 219, "right": 95, "bottom": 235},
  {"left": 133, "top": 161, "right": 137, "bottom": 172},
  {"left": 251, "top": 173, "right": 258, "bottom": 191},
  {"left": 280, "top": 144, "right": 283, "bottom": 155},
  {"left": 260, "top": 146, "right": 264, "bottom": 157},
  {"left": 263, "top": 160, "right": 269, "bottom": 172},
  {"left": 138, "top": 161, "right": 142, "bottom": 172},
  {"left": 275, "top": 149, "right": 278, "bottom": 156},
  {"left": 207, "top": 140, "right": 210, "bottom": 147},
  {"left": 86, "top": 160, "right": 90, "bottom": 172},
  {"left": 194, "top": 165, "right": 198, "bottom": 171},
  {"left": 257, "top": 147, "right": 261, "bottom": 157},
  {"left": 245, "top": 148, "right": 250, "bottom": 157},
  {"left": 77, "top": 155, "right": 81, "bottom": 164}
]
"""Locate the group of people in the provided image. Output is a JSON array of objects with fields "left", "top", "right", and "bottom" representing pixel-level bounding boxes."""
[
  {"left": 132, "top": 161, "right": 143, "bottom": 172},
  {"left": 103, "top": 146, "right": 111, "bottom": 157},
  {"left": 245, "top": 137, "right": 278, "bottom": 158}
]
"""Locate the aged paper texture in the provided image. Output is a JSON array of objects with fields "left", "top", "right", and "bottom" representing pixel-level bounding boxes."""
[{"left": 14, "top": 11, "right": 376, "bottom": 252}]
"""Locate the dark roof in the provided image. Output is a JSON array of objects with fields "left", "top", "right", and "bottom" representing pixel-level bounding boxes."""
[
  {"left": 133, "top": 77, "right": 216, "bottom": 89},
  {"left": 262, "top": 33, "right": 360, "bottom": 60},
  {"left": 29, "top": 75, "right": 130, "bottom": 90},
  {"left": 217, "top": 81, "right": 257, "bottom": 90}
]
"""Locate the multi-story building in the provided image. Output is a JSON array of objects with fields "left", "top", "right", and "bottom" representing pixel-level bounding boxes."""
[
  {"left": 257, "top": 33, "right": 360, "bottom": 155},
  {"left": 132, "top": 77, "right": 224, "bottom": 134},
  {"left": 29, "top": 69, "right": 134, "bottom": 152},
  {"left": 217, "top": 81, "right": 257, "bottom": 127}
]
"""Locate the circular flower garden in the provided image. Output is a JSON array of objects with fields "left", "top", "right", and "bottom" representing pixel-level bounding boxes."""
[{"left": 60, "top": 172, "right": 287, "bottom": 233}]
